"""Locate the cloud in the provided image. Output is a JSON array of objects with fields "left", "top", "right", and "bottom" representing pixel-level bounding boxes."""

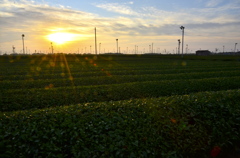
[
  {"left": 0, "top": 0, "right": 102, "bottom": 52},
  {"left": 0, "top": 0, "right": 98, "bottom": 31},
  {"left": 123, "top": 1, "right": 134, "bottom": 5},
  {"left": 0, "top": 0, "right": 239, "bottom": 53},
  {"left": 129, "top": 1, "right": 134, "bottom": 5},
  {"left": 206, "top": 0, "right": 223, "bottom": 7},
  {"left": 94, "top": 2, "right": 138, "bottom": 16},
  {"left": 1, "top": 0, "right": 239, "bottom": 37},
  {"left": 93, "top": 1, "right": 240, "bottom": 28}
]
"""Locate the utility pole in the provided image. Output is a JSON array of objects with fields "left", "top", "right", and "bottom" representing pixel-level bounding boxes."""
[
  {"left": 186, "top": 44, "right": 188, "bottom": 54},
  {"left": 178, "top": 39, "right": 181, "bottom": 55},
  {"left": 116, "top": 39, "right": 118, "bottom": 54},
  {"left": 234, "top": 43, "right": 238, "bottom": 53},
  {"left": 180, "top": 26, "right": 185, "bottom": 57},
  {"left": 51, "top": 42, "right": 53, "bottom": 54},
  {"left": 152, "top": 43, "right": 153, "bottom": 53},
  {"left": 99, "top": 43, "right": 101, "bottom": 54},
  {"left": 95, "top": 27, "right": 97, "bottom": 55},
  {"left": 22, "top": 34, "right": 25, "bottom": 54},
  {"left": 12, "top": 46, "right": 15, "bottom": 54}
]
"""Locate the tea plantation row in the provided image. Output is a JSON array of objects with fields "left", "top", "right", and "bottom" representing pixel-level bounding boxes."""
[
  {"left": 1, "top": 54, "right": 240, "bottom": 157},
  {"left": 2, "top": 76, "right": 240, "bottom": 112},
  {"left": 1, "top": 54, "right": 240, "bottom": 112},
  {"left": 1, "top": 70, "right": 240, "bottom": 89},
  {"left": 1, "top": 89, "right": 240, "bottom": 157}
]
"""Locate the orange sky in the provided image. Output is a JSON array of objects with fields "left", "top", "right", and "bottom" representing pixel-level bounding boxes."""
[{"left": 0, "top": 0, "right": 239, "bottom": 54}]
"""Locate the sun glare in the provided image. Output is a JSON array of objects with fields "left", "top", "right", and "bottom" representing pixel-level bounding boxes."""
[{"left": 47, "top": 32, "right": 77, "bottom": 44}]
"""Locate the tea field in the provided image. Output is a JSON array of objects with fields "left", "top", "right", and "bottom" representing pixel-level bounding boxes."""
[{"left": 1, "top": 54, "right": 240, "bottom": 157}]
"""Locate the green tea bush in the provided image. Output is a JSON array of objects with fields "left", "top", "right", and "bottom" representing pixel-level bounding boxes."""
[
  {"left": 2, "top": 76, "right": 240, "bottom": 111},
  {"left": 1, "top": 54, "right": 240, "bottom": 157},
  {"left": 1, "top": 89, "right": 240, "bottom": 157},
  {"left": 1, "top": 70, "right": 240, "bottom": 90}
]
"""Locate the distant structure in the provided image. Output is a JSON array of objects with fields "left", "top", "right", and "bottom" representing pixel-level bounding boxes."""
[
  {"left": 51, "top": 42, "right": 54, "bottom": 54},
  {"left": 180, "top": 26, "right": 185, "bottom": 57},
  {"left": 12, "top": 46, "right": 16, "bottom": 54},
  {"left": 116, "top": 39, "right": 118, "bottom": 54},
  {"left": 95, "top": 27, "right": 97, "bottom": 55},
  {"left": 196, "top": 50, "right": 211, "bottom": 56},
  {"left": 22, "top": 34, "right": 25, "bottom": 54},
  {"left": 178, "top": 39, "right": 181, "bottom": 54},
  {"left": 234, "top": 43, "right": 238, "bottom": 53}
]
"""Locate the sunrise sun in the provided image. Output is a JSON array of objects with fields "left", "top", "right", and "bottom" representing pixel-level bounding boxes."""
[{"left": 47, "top": 32, "right": 77, "bottom": 44}]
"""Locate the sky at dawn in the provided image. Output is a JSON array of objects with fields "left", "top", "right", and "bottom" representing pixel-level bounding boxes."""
[{"left": 0, "top": 0, "right": 240, "bottom": 54}]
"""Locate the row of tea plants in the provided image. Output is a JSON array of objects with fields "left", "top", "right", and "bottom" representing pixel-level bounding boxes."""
[
  {"left": 1, "top": 89, "right": 240, "bottom": 157},
  {"left": 1, "top": 54, "right": 240, "bottom": 157}
]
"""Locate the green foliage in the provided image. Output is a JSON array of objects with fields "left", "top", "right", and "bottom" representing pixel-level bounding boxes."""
[
  {"left": 1, "top": 76, "right": 240, "bottom": 111},
  {"left": 1, "top": 54, "right": 240, "bottom": 157},
  {"left": 1, "top": 90, "right": 240, "bottom": 157}
]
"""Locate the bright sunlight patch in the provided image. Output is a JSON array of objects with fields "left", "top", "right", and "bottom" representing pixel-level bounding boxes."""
[{"left": 47, "top": 32, "right": 78, "bottom": 44}]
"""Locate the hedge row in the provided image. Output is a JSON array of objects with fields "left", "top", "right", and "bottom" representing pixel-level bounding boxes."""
[
  {"left": 1, "top": 89, "right": 240, "bottom": 157},
  {"left": 1, "top": 70, "right": 240, "bottom": 90},
  {"left": 1, "top": 76, "right": 240, "bottom": 111},
  {"left": 2, "top": 66, "right": 239, "bottom": 81}
]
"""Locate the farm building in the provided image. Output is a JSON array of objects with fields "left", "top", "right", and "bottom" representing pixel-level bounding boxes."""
[{"left": 196, "top": 50, "right": 211, "bottom": 56}]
